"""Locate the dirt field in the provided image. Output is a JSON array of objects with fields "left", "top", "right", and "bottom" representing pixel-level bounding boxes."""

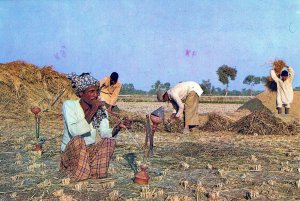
[
  {"left": 117, "top": 102, "right": 241, "bottom": 116},
  {"left": 1, "top": 102, "right": 300, "bottom": 200}
]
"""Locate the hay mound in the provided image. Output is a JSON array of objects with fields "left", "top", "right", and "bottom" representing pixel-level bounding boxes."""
[
  {"left": 0, "top": 61, "right": 77, "bottom": 120},
  {"left": 238, "top": 91, "right": 300, "bottom": 121},
  {"left": 163, "top": 120, "right": 184, "bottom": 133},
  {"left": 272, "top": 59, "right": 287, "bottom": 75},
  {"left": 263, "top": 76, "right": 277, "bottom": 92},
  {"left": 108, "top": 110, "right": 146, "bottom": 132},
  {"left": 230, "top": 111, "right": 300, "bottom": 135},
  {"left": 201, "top": 113, "right": 233, "bottom": 131}
]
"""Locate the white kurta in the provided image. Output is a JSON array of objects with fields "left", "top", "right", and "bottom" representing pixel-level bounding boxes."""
[
  {"left": 270, "top": 67, "right": 294, "bottom": 108},
  {"left": 167, "top": 81, "right": 203, "bottom": 118},
  {"left": 61, "top": 100, "right": 113, "bottom": 152}
]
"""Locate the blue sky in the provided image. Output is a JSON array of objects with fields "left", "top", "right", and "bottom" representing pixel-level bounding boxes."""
[{"left": 0, "top": 0, "right": 299, "bottom": 91}]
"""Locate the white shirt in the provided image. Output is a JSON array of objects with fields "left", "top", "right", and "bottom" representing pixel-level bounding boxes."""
[
  {"left": 167, "top": 81, "right": 203, "bottom": 117},
  {"left": 61, "top": 100, "right": 113, "bottom": 152},
  {"left": 270, "top": 67, "right": 294, "bottom": 105}
]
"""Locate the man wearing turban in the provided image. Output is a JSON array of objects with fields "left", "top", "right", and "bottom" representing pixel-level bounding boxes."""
[{"left": 60, "top": 73, "right": 130, "bottom": 181}]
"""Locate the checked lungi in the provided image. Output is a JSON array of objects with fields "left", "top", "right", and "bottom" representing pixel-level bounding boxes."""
[{"left": 60, "top": 136, "right": 116, "bottom": 181}]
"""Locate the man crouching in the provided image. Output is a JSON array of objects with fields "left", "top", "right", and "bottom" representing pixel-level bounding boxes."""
[{"left": 60, "top": 73, "right": 129, "bottom": 181}]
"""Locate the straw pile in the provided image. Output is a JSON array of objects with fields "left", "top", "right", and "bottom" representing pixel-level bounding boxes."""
[
  {"left": 264, "top": 76, "right": 277, "bottom": 92},
  {"left": 201, "top": 113, "right": 233, "bottom": 131},
  {"left": 108, "top": 110, "right": 146, "bottom": 132},
  {"left": 272, "top": 59, "right": 287, "bottom": 75},
  {"left": 0, "top": 61, "right": 77, "bottom": 121},
  {"left": 239, "top": 91, "right": 300, "bottom": 120},
  {"left": 163, "top": 119, "right": 184, "bottom": 133},
  {"left": 230, "top": 111, "right": 300, "bottom": 135}
]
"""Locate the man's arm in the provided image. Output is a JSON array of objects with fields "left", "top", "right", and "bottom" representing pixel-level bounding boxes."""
[
  {"left": 83, "top": 100, "right": 102, "bottom": 124},
  {"left": 170, "top": 93, "right": 184, "bottom": 118},
  {"left": 99, "top": 77, "right": 108, "bottom": 89},
  {"left": 109, "top": 83, "right": 121, "bottom": 106},
  {"left": 98, "top": 113, "right": 131, "bottom": 138},
  {"left": 63, "top": 101, "right": 91, "bottom": 137},
  {"left": 270, "top": 69, "right": 280, "bottom": 82},
  {"left": 287, "top": 66, "right": 295, "bottom": 81}
]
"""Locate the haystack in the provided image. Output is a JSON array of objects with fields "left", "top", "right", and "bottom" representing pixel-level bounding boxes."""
[
  {"left": 201, "top": 113, "right": 233, "bottom": 131},
  {"left": 230, "top": 111, "right": 299, "bottom": 135},
  {"left": 0, "top": 61, "right": 77, "bottom": 120},
  {"left": 238, "top": 91, "right": 300, "bottom": 122}
]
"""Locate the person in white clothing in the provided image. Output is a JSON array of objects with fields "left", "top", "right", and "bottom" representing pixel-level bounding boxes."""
[
  {"left": 157, "top": 81, "right": 203, "bottom": 134},
  {"left": 60, "top": 72, "right": 130, "bottom": 181},
  {"left": 270, "top": 66, "right": 294, "bottom": 114}
]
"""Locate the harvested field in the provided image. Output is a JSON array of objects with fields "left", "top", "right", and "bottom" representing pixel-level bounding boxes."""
[
  {"left": 2, "top": 120, "right": 300, "bottom": 200},
  {"left": 118, "top": 102, "right": 241, "bottom": 115},
  {"left": 1, "top": 62, "right": 300, "bottom": 200}
]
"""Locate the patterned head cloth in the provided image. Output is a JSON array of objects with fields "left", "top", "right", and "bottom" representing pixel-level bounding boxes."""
[
  {"left": 67, "top": 72, "right": 106, "bottom": 128},
  {"left": 67, "top": 72, "right": 99, "bottom": 96}
]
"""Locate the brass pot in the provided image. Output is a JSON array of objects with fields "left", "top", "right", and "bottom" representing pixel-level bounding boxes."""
[{"left": 134, "top": 164, "right": 150, "bottom": 185}]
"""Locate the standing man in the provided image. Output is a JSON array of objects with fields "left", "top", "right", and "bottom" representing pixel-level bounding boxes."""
[
  {"left": 60, "top": 72, "right": 130, "bottom": 181},
  {"left": 100, "top": 72, "right": 121, "bottom": 113},
  {"left": 270, "top": 66, "right": 294, "bottom": 114},
  {"left": 157, "top": 81, "right": 203, "bottom": 134}
]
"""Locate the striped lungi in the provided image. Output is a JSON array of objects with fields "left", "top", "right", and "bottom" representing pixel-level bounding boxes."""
[
  {"left": 60, "top": 136, "right": 116, "bottom": 181},
  {"left": 184, "top": 91, "right": 199, "bottom": 126}
]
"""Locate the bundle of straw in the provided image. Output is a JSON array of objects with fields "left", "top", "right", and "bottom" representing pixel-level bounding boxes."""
[
  {"left": 264, "top": 76, "right": 277, "bottom": 92},
  {"left": 263, "top": 59, "right": 287, "bottom": 92},
  {"left": 272, "top": 59, "right": 287, "bottom": 77}
]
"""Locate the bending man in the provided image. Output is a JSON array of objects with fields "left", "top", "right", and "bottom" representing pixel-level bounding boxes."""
[
  {"left": 157, "top": 81, "right": 203, "bottom": 134},
  {"left": 100, "top": 72, "right": 121, "bottom": 113}
]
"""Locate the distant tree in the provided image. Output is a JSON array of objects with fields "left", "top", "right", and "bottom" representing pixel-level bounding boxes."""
[
  {"left": 212, "top": 87, "right": 224, "bottom": 95},
  {"left": 149, "top": 80, "right": 171, "bottom": 94},
  {"left": 243, "top": 75, "right": 261, "bottom": 96},
  {"left": 152, "top": 80, "right": 161, "bottom": 91},
  {"left": 294, "top": 86, "right": 300, "bottom": 91},
  {"left": 200, "top": 79, "right": 212, "bottom": 95},
  {"left": 163, "top": 82, "right": 171, "bottom": 90},
  {"left": 120, "top": 83, "right": 146, "bottom": 94},
  {"left": 229, "top": 90, "right": 242, "bottom": 96},
  {"left": 216, "top": 65, "right": 237, "bottom": 96}
]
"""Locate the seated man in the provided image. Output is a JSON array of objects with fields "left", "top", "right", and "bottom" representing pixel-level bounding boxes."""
[
  {"left": 60, "top": 72, "right": 129, "bottom": 181},
  {"left": 100, "top": 72, "right": 121, "bottom": 113},
  {"left": 157, "top": 81, "right": 203, "bottom": 134}
]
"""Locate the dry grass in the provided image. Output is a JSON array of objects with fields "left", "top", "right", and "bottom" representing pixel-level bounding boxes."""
[
  {"left": 1, "top": 62, "right": 300, "bottom": 200},
  {"left": 230, "top": 111, "right": 300, "bottom": 135},
  {"left": 272, "top": 59, "right": 287, "bottom": 76},
  {"left": 1, "top": 102, "right": 300, "bottom": 200},
  {"left": 264, "top": 59, "right": 287, "bottom": 92},
  {"left": 201, "top": 113, "right": 233, "bottom": 132}
]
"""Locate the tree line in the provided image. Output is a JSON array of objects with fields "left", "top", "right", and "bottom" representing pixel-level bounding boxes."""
[{"left": 120, "top": 64, "right": 299, "bottom": 96}]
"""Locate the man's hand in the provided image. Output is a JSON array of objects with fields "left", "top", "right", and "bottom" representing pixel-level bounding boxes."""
[
  {"left": 112, "top": 118, "right": 132, "bottom": 137},
  {"left": 169, "top": 113, "right": 180, "bottom": 122},
  {"left": 91, "top": 99, "right": 104, "bottom": 111},
  {"left": 107, "top": 105, "right": 113, "bottom": 113},
  {"left": 119, "top": 117, "right": 132, "bottom": 129}
]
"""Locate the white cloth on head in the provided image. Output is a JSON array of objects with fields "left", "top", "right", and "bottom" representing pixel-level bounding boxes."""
[
  {"left": 270, "top": 67, "right": 294, "bottom": 108},
  {"left": 167, "top": 81, "right": 203, "bottom": 117},
  {"left": 61, "top": 100, "right": 113, "bottom": 152}
]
